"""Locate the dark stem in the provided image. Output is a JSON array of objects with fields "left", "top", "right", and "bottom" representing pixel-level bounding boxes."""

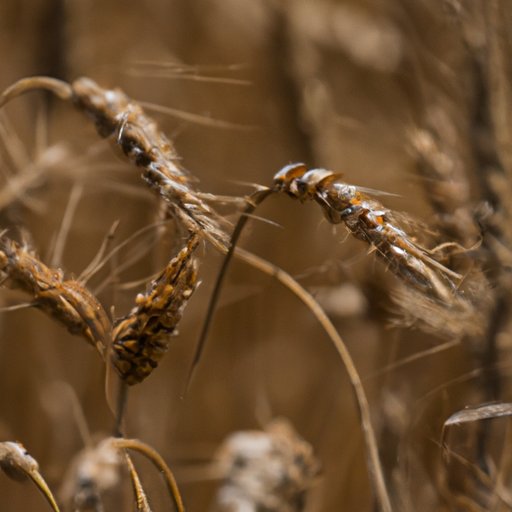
[
  {"left": 114, "top": 381, "right": 128, "bottom": 437},
  {"left": 182, "top": 187, "right": 273, "bottom": 395}
]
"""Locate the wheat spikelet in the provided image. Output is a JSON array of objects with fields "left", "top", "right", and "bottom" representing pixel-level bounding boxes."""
[
  {"left": 213, "top": 418, "right": 320, "bottom": 512},
  {"left": 0, "top": 234, "right": 110, "bottom": 357},
  {"left": 111, "top": 234, "right": 199, "bottom": 385},
  {"left": 0, "top": 76, "right": 231, "bottom": 252},
  {"left": 272, "top": 163, "right": 489, "bottom": 338}
]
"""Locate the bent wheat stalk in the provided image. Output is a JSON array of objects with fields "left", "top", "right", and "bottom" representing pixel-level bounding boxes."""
[
  {"left": 274, "top": 163, "right": 482, "bottom": 338},
  {"left": 192, "top": 162, "right": 472, "bottom": 382},
  {"left": 273, "top": 163, "right": 462, "bottom": 301},
  {"left": 110, "top": 437, "right": 184, "bottom": 512},
  {"left": 234, "top": 248, "right": 393, "bottom": 512},
  {"left": 0, "top": 76, "right": 232, "bottom": 252},
  {"left": 61, "top": 435, "right": 162, "bottom": 511},
  {"left": 187, "top": 185, "right": 392, "bottom": 512},
  {"left": 190, "top": 161, "right": 469, "bottom": 512}
]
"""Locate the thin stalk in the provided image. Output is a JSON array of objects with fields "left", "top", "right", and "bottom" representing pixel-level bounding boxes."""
[
  {"left": 184, "top": 187, "right": 272, "bottom": 392},
  {"left": 187, "top": 186, "right": 392, "bottom": 511},
  {"left": 111, "top": 438, "right": 184, "bottom": 512},
  {"left": 27, "top": 470, "right": 61, "bottom": 512},
  {"left": 124, "top": 452, "right": 152, "bottom": 512},
  {"left": 235, "top": 247, "right": 392, "bottom": 512}
]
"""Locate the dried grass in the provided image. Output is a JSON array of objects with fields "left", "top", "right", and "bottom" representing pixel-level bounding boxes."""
[{"left": 0, "top": 2, "right": 512, "bottom": 511}]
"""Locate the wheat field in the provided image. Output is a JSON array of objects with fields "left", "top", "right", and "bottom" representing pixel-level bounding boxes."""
[{"left": 0, "top": 1, "right": 511, "bottom": 511}]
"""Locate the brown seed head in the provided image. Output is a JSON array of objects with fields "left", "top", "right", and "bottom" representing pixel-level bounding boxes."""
[{"left": 111, "top": 235, "right": 199, "bottom": 384}]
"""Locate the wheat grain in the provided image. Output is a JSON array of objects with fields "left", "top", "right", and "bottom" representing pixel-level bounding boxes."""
[
  {"left": 0, "top": 234, "right": 110, "bottom": 357},
  {"left": 111, "top": 234, "right": 199, "bottom": 385},
  {"left": 0, "top": 76, "right": 231, "bottom": 252}
]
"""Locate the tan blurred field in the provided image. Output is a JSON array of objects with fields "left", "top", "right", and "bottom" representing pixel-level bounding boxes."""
[{"left": 0, "top": 1, "right": 511, "bottom": 511}]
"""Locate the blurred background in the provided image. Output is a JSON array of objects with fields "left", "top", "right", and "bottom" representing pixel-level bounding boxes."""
[{"left": 0, "top": 1, "right": 511, "bottom": 510}]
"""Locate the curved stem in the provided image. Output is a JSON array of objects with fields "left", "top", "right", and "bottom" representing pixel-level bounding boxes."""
[
  {"left": 27, "top": 470, "right": 61, "bottom": 512},
  {"left": 235, "top": 248, "right": 392, "bottom": 512},
  {"left": 184, "top": 187, "right": 272, "bottom": 393},
  {"left": 124, "top": 452, "right": 152, "bottom": 512},
  {"left": 0, "top": 76, "right": 72, "bottom": 108},
  {"left": 111, "top": 438, "right": 184, "bottom": 512},
  {"left": 187, "top": 185, "right": 392, "bottom": 511}
]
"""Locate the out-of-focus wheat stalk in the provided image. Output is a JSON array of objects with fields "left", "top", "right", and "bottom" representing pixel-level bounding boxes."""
[
  {"left": 2, "top": 2, "right": 512, "bottom": 511},
  {"left": 406, "top": 2, "right": 512, "bottom": 507},
  {"left": 212, "top": 418, "right": 320, "bottom": 512},
  {"left": 191, "top": 186, "right": 393, "bottom": 512}
]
